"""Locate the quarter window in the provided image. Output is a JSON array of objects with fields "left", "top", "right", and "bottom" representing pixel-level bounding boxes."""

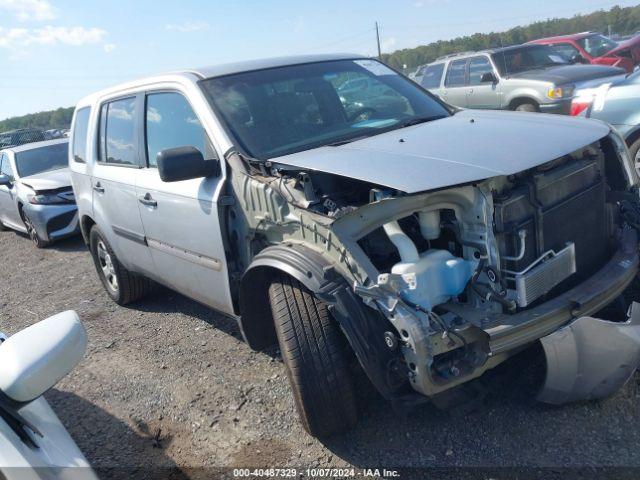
[
  {"left": 145, "top": 92, "right": 211, "bottom": 167},
  {"left": 99, "top": 97, "right": 138, "bottom": 166},
  {"left": 72, "top": 107, "right": 90, "bottom": 163},
  {"left": 468, "top": 57, "right": 494, "bottom": 85},
  {"left": 445, "top": 59, "right": 467, "bottom": 87},
  {"left": 420, "top": 64, "right": 445, "bottom": 89}
]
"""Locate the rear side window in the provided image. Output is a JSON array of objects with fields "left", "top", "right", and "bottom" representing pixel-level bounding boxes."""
[
  {"left": 549, "top": 43, "right": 580, "bottom": 60},
  {"left": 145, "top": 92, "right": 211, "bottom": 167},
  {"left": 72, "top": 107, "right": 90, "bottom": 163},
  {"left": 445, "top": 59, "right": 467, "bottom": 87},
  {"left": 420, "top": 64, "right": 444, "bottom": 89},
  {"left": 99, "top": 97, "right": 138, "bottom": 166}
]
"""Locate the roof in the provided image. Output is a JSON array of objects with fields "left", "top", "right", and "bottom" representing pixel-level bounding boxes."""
[
  {"left": 188, "top": 53, "right": 363, "bottom": 79},
  {"left": 4, "top": 138, "right": 68, "bottom": 154},
  {"left": 529, "top": 32, "right": 597, "bottom": 43},
  {"left": 76, "top": 53, "right": 365, "bottom": 108},
  {"left": 431, "top": 43, "right": 553, "bottom": 64}
]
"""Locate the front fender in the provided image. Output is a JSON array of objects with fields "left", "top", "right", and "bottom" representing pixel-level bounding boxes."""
[{"left": 239, "top": 243, "right": 408, "bottom": 400}]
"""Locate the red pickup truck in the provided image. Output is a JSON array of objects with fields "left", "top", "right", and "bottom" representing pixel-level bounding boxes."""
[{"left": 529, "top": 32, "right": 640, "bottom": 73}]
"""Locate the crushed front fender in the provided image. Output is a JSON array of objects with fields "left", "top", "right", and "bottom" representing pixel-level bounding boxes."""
[{"left": 538, "top": 301, "right": 640, "bottom": 404}]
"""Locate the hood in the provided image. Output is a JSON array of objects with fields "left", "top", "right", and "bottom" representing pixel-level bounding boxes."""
[
  {"left": 508, "top": 64, "right": 625, "bottom": 84},
  {"left": 20, "top": 168, "right": 71, "bottom": 191},
  {"left": 607, "top": 35, "right": 640, "bottom": 57},
  {"left": 273, "top": 109, "right": 610, "bottom": 194}
]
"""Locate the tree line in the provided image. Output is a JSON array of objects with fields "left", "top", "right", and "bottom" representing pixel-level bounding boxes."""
[
  {"left": 381, "top": 4, "right": 640, "bottom": 71},
  {"left": 0, "top": 107, "right": 74, "bottom": 133}
]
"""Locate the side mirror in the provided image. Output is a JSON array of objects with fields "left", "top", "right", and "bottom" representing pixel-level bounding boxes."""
[
  {"left": 0, "top": 311, "right": 86, "bottom": 403},
  {"left": 480, "top": 72, "right": 498, "bottom": 84},
  {"left": 157, "top": 146, "right": 220, "bottom": 183},
  {"left": 0, "top": 173, "right": 11, "bottom": 187},
  {"left": 570, "top": 54, "right": 588, "bottom": 64}
]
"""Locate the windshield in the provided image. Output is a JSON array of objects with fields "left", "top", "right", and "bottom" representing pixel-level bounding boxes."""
[
  {"left": 200, "top": 59, "right": 450, "bottom": 160},
  {"left": 492, "top": 45, "right": 568, "bottom": 75},
  {"left": 577, "top": 34, "right": 618, "bottom": 57},
  {"left": 15, "top": 142, "right": 68, "bottom": 178}
]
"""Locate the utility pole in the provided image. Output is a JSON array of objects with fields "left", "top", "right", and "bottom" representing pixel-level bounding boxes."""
[{"left": 375, "top": 21, "right": 382, "bottom": 60}]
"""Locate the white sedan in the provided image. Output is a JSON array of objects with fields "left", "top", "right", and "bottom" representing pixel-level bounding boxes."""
[{"left": 0, "top": 311, "right": 97, "bottom": 479}]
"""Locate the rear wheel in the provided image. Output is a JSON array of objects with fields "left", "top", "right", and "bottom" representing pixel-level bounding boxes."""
[
  {"left": 628, "top": 138, "right": 640, "bottom": 172},
  {"left": 268, "top": 275, "right": 358, "bottom": 437},
  {"left": 89, "top": 225, "right": 155, "bottom": 305},
  {"left": 514, "top": 101, "right": 538, "bottom": 113},
  {"left": 20, "top": 208, "right": 49, "bottom": 248}
]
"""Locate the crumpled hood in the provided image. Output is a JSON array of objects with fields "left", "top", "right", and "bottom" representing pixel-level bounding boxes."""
[
  {"left": 20, "top": 168, "right": 71, "bottom": 191},
  {"left": 607, "top": 35, "right": 640, "bottom": 57},
  {"left": 274, "top": 109, "right": 611, "bottom": 194}
]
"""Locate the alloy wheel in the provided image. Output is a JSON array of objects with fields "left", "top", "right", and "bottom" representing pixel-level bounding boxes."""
[
  {"left": 97, "top": 240, "right": 119, "bottom": 291},
  {"left": 22, "top": 211, "right": 43, "bottom": 247}
]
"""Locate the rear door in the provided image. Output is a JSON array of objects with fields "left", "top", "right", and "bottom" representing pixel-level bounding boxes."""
[
  {"left": 91, "top": 95, "right": 155, "bottom": 276},
  {"left": 440, "top": 59, "right": 468, "bottom": 107},
  {"left": 135, "top": 90, "right": 233, "bottom": 314},
  {"left": 466, "top": 56, "right": 501, "bottom": 109},
  {"left": 0, "top": 152, "right": 21, "bottom": 229}
]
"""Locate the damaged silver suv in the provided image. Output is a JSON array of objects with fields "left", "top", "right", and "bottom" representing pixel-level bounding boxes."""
[{"left": 70, "top": 54, "right": 640, "bottom": 437}]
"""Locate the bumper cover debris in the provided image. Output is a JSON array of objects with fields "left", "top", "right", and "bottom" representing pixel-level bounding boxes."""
[{"left": 538, "top": 301, "right": 640, "bottom": 404}]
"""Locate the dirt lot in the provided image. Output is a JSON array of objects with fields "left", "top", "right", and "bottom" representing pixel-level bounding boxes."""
[{"left": 2, "top": 229, "right": 640, "bottom": 478}]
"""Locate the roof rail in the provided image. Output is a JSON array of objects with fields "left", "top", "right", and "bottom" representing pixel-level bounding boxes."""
[{"left": 434, "top": 51, "right": 481, "bottom": 62}]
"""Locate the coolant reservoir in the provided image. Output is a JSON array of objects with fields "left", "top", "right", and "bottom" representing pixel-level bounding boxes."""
[{"left": 391, "top": 249, "right": 475, "bottom": 311}]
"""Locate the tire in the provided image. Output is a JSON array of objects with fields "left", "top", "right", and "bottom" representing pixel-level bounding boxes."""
[
  {"left": 89, "top": 225, "right": 155, "bottom": 305},
  {"left": 0, "top": 221, "right": 8, "bottom": 231},
  {"left": 20, "top": 208, "right": 50, "bottom": 248},
  {"left": 514, "top": 102, "right": 538, "bottom": 113},
  {"left": 628, "top": 138, "right": 640, "bottom": 172},
  {"left": 268, "top": 275, "right": 357, "bottom": 437}
]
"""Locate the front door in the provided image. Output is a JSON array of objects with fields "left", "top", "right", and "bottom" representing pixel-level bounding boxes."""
[
  {"left": 0, "top": 153, "right": 22, "bottom": 229},
  {"left": 466, "top": 56, "right": 501, "bottom": 109},
  {"left": 91, "top": 95, "right": 155, "bottom": 277},
  {"left": 440, "top": 58, "right": 468, "bottom": 108},
  {"left": 136, "top": 90, "right": 233, "bottom": 314}
]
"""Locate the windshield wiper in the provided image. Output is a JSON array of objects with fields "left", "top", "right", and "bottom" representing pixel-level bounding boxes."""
[
  {"left": 399, "top": 115, "right": 447, "bottom": 128},
  {"left": 327, "top": 133, "right": 377, "bottom": 147}
]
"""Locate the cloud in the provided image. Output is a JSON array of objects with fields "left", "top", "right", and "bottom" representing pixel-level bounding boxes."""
[
  {"left": 0, "top": 26, "right": 107, "bottom": 51},
  {"left": 381, "top": 36, "right": 397, "bottom": 51},
  {"left": 0, "top": 0, "right": 57, "bottom": 21},
  {"left": 413, "top": 1, "right": 424, "bottom": 6},
  {"left": 165, "top": 21, "right": 210, "bottom": 32},
  {"left": 103, "top": 42, "right": 116, "bottom": 53}
]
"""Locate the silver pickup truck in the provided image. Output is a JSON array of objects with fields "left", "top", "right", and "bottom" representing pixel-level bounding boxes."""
[
  {"left": 414, "top": 44, "right": 625, "bottom": 114},
  {"left": 70, "top": 54, "right": 640, "bottom": 437}
]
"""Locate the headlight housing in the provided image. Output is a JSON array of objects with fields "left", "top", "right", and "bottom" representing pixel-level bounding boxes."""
[
  {"left": 547, "top": 85, "right": 575, "bottom": 99},
  {"left": 27, "top": 192, "right": 70, "bottom": 205}
]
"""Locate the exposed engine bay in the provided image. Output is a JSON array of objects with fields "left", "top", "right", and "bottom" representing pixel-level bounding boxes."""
[{"left": 228, "top": 131, "right": 640, "bottom": 402}]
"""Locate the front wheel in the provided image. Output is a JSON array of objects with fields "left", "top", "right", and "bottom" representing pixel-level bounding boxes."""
[
  {"left": 20, "top": 208, "right": 49, "bottom": 248},
  {"left": 89, "top": 226, "right": 155, "bottom": 305},
  {"left": 514, "top": 102, "right": 539, "bottom": 113},
  {"left": 268, "top": 276, "right": 358, "bottom": 437},
  {"left": 628, "top": 138, "right": 640, "bottom": 173}
]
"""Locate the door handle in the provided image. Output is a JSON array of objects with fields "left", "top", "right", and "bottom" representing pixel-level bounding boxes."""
[
  {"left": 138, "top": 193, "right": 157, "bottom": 208},
  {"left": 468, "top": 89, "right": 474, "bottom": 94},
  {"left": 93, "top": 182, "right": 105, "bottom": 193}
]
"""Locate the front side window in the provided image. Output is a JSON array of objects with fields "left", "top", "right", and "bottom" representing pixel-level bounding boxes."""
[
  {"left": 99, "top": 97, "right": 137, "bottom": 166},
  {"left": 549, "top": 43, "right": 581, "bottom": 60},
  {"left": 420, "top": 64, "right": 445, "bottom": 89},
  {"left": 468, "top": 57, "right": 494, "bottom": 85},
  {"left": 577, "top": 34, "right": 618, "bottom": 57},
  {"left": 492, "top": 45, "right": 568, "bottom": 75},
  {"left": 201, "top": 59, "right": 449, "bottom": 160},
  {"left": 445, "top": 59, "right": 467, "bottom": 87},
  {"left": 15, "top": 142, "right": 68, "bottom": 178},
  {"left": 72, "top": 107, "right": 91, "bottom": 163},
  {"left": 145, "top": 92, "right": 212, "bottom": 167}
]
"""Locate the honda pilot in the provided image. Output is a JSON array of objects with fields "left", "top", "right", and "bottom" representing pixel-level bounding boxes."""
[{"left": 70, "top": 54, "right": 640, "bottom": 437}]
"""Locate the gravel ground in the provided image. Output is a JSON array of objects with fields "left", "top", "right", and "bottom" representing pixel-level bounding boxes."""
[{"left": 2, "top": 229, "right": 640, "bottom": 478}]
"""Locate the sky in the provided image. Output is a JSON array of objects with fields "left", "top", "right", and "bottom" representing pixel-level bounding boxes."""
[{"left": 0, "top": 0, "right": 638, "bottom": 120}]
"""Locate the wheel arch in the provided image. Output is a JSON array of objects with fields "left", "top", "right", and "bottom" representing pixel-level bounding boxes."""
[
  {"left": 79, "top": 214, "right": 96, "bottom": 244},
  {"left": 239, "top": 243, "right": 406, "bottom": 400},
  {"left": 508, "top": 96, "right": 540, "bottom": 110}
]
